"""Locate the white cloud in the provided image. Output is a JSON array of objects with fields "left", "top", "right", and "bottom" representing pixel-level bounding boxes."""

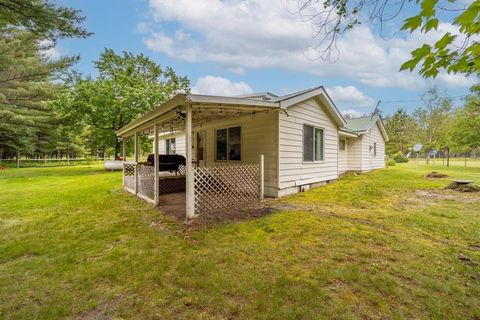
[
  {"left": 191, "top": 75, "right": 253, "bottom": 96},
  {"left": 39, "top": 39, "right": 62, "bottom": 59},
  {"left": 326, "top": 85, "right": 376, "bottom": 108},
  {"left": 142, "top": 0, "right": 474, "bottom": 90},
  {"left": 341, "top": 109, "right": 365, "bottom": 118}
]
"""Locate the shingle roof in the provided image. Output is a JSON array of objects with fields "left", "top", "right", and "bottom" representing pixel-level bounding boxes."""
[{"left": 345, "top": 114, "right": 380, "bottom": 132}]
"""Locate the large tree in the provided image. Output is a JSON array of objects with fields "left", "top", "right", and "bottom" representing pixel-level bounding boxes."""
[
  {"left": 0, "top": 28, "right": 78, "bottom": 159},
  {"left": 291, "top": 0, "right": 480, "bottom": 77},
  {"left": 451, "top": 85, "right": 480, "bottom": 156},
  {"left": 413, "top": 87, "right": 453, "bottom": 159},
  {"left": 55, "top": 49, "right": 190, "bottom": 159},
  {"left": 385, "top": 108, "right": 418, "bottom": 155},
  {"left": 0, "top": 0, "right": 90, "bottom": 39}
]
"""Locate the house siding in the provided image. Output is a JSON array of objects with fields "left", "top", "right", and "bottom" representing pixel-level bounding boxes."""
[
  {"left": 278, "top": 98, "right": 339, "bottom": 194},
  {"left": 347, "top": 136, "right": 363, "bottom": 171},
  {"left": 338, "top": 137, "right": 348, "bottom": 174},
  {"left": 361, "top": 122, "right": 385, "bottom": 171},
  {"left": 199, "top": 111, "right": 279, "bottom": 197},
  {"left": 156, "top": 134, "right": 187, "bottom": 156}
]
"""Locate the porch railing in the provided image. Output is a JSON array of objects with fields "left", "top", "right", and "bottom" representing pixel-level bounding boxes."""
[{"left": 193, "top": 162, "right": 261, "bottom": 214}]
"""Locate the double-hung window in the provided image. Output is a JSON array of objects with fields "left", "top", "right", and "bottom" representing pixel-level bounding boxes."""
[
  {"left": 165, "top": 138, "right": 176, "bottom": 155},
  {"left": 216, "top": 126, "right": 241, "bottom": 161},
  {"left": 303, "top": 124, "right": 324, "bottom": 162}
]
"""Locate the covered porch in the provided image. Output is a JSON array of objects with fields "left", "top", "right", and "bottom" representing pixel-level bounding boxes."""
[{"left": 117, "top": 94, "right": 277, "bottom": 218}]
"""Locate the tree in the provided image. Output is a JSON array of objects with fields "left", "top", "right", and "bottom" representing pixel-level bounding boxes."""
[
  {"left": 0, "top": 0, "right": 90, "bottom": 39},
  {"left": 385, "top": 108, "right": 418, "bottom": 155},
  {"left": 451, "top": 85, "right": 480, "bottom": 157},
  {"left": 55, "top": 49, "right": 190, "bottom": 159},
  {"left": 413, "top": 87, "right": 453, "bottom": 161},
  {"left": 291, "top": 0, "right": 480, "bottom": 77},
  {"left": 0, "top": 28, "right": 78, "bottom": 160}
]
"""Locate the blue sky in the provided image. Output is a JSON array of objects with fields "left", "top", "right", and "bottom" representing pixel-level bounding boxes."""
[{"left": 57, "top": 0, "right": 475, "bottom": 116}]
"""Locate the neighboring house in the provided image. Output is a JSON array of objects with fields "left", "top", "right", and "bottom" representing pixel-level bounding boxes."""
[{"left": 148, "top": 87, "right": 388, "bottom": 197}]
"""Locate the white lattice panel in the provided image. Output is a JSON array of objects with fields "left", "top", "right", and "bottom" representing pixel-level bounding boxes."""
[
  {"left": 193, "top": 163, "right": 260, "bottom": 214},
  {"left": 137, "top": 165, "right": 155, "bottom": 200},
  {"left": 123, "top": 162, "right": 136, "bottom": 191}
]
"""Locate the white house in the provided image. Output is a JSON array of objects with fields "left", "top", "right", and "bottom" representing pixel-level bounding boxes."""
[{"left": 117, "top": 86, "right": 388, "bottom": 218}]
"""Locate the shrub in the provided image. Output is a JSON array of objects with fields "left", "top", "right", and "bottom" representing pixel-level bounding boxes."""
[
  {"left": 387, "top": 159, "right": 396, "bottom": 166},
  {"left": 392, "top": 151, "right": 409, "bottom": 163}
]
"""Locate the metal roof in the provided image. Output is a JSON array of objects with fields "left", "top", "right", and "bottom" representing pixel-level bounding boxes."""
[{"left": 345, "top": 115, "right": 380, "bottom": 132}]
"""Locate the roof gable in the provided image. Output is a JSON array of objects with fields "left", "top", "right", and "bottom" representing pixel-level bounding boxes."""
[
  {"left": 277, "top": 86, "right": 347, "bottom": 127},
  {"left": 345, "top": 115, "right": 389, "bottom": 141}
]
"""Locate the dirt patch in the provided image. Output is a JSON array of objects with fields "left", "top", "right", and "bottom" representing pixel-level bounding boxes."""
[
  {"left": 407, "top": 189, "right": 480, "bottom": 205},
  {"left": 154, "top": 192, "right": 282, "bottom": 231},
  {"left": 445, "top": 181, "right": 480, "bottom": 192},
  {"left": 426, "top": 172, "right": 448, "bottom": 178},
  {"left": 71, "top": 295, "right": 123, "bottom": 320}
]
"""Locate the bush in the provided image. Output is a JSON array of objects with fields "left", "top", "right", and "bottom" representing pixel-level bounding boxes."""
[
  {"left": 387, "top": 159, "right": 396, "bottom": 166},
  {"left": 392, "top": 151, "right": 409, "bottom": 163}
]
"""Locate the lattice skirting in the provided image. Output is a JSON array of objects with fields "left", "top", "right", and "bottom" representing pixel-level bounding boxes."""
[
  {"left": 159, "top": 175, "right": 185, "bottom": 194},
  {"left": 193, "top": 163, "right": 260, "bottom": 214},
  {"left": 137, "top": 165, "right": 155, "bottom": 200},
  {"left": 123, "top": 162, "right": 136, "bottom": 191}
]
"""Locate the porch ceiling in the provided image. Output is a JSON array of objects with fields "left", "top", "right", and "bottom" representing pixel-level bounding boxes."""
[{"left": 117, "top": 94, "right": 280, "bottom": 137}]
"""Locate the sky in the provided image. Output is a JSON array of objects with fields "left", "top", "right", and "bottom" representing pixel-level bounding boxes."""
[{"left": 56, "top": 0, "right": 477, "bottom": 117}]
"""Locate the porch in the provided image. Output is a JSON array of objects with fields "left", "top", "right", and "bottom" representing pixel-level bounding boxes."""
[{"left": 117, "top": 94, "right": 277, "bottom": 218}]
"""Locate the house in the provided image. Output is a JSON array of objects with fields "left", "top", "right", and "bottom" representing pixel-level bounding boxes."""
[{"left": 117, "top": 86, "right": 388, "bottom": 218}]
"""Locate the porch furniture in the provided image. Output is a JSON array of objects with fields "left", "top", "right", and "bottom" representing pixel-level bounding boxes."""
[{"left": 146, "top": 154, "right": 186, "bottom": 175}]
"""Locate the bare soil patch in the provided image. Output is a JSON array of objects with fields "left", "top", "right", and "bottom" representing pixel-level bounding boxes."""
[{"left": 426, "top": 172, "right": 449, "bottom": 178}]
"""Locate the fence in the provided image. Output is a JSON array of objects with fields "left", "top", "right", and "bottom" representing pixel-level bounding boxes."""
[
  {"left": 193, "top": 163, "right": 261, "bottom": 214},
  {"left": 0, "top": 158, "right": 113, "bottom": 168}
]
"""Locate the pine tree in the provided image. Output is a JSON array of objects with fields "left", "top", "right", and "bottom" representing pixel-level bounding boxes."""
[{"left": 0, "top": 28, "right": 77, "bottom": 160}]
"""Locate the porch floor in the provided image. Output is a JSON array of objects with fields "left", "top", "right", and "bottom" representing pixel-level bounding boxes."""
[{"left": 157, "top": 192, "right": 186, "bottom": 219}]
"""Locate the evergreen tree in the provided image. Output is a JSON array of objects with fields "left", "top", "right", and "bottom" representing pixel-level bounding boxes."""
[
  {"left": 385, "top": 108, "right": 418, "bottom": 155},
  {"left": 0, "top": 28, "right": 77, "bottom": 159}
]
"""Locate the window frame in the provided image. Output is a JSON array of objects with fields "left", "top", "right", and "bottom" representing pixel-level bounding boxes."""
[
  {"left": 373, "top": 142, "right": 377, "bottom": 156},
  {"left": 303, "top": 124, "right": 325, "bottom": 163},
  {"left": 214, "top": 125, "right": 242, "bottom": 162},
  {"left": 165, "top": 137, "right": 176, "bottom": 155}
]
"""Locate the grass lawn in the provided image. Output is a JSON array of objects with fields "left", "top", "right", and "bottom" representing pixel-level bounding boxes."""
[{"left": 0, "top": 161, "right": 479, "bottom": 319}]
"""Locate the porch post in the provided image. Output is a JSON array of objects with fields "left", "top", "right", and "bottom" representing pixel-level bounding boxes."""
[
  {"left": 259, "top": 154, "right": 264, "bottom": 200},
  {"left": 122, "top": 137, "right": 126, "bottom": 188},
  {"left": 185, "top": 104, "right": 196, "bottom": 218},
  {"left": 154, "top": 124, "right": 160, "bottom": 205},
  {"left": 134, "top": 132, "right": 138, "bottom": 195}
]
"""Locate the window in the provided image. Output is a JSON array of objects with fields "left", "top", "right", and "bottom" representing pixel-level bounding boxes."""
[
  {"left": 339, "top": 139, "right": 346, "bottom": 151},
  {"left": 216, "top": 126, "right": 241, "bottom": 161},
  {"left": 303, "top": 124, "right": 324, "bottom": 162},
  {"left": 165, "top": 138, "right": 176, "bottom": 155},
  {"left": 373, "top": 142, "right": 377, "bottom": 156}
]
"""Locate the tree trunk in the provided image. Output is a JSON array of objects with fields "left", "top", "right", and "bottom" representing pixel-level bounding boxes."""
[
  {"left": 16, "top": 151, "right": 20, "bottom": 168},
  {"left": 114, "top": 138, "right": 120, "bottom": 160}
]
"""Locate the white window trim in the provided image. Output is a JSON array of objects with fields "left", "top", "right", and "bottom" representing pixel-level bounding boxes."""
[
  {"left": 302, "top": 124, "right": 325, "bottom": 164},
  {"left": 214, "top": 124, "right": 242, "bottom": 162}
]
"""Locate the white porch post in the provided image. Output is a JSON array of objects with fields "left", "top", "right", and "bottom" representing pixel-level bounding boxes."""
[
  {"left": 185, "top": 104, "right": 196, "bottom": 218},
  {"left": 154, "top": 124, "right": 160, "bottom": 205},
  {"left": 259, "top": 154, "right": 264, "bottom": 200},
  {"left": 122, "top": 137, "right": 126, "bottom": 188},
  {"left": 134, "top": 132, "right": 138, "bottom": 195}
]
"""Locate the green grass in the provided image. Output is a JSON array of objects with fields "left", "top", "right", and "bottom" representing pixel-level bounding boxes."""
[{"left": 0, "top": 162, "right": 479, "bottom": 319}]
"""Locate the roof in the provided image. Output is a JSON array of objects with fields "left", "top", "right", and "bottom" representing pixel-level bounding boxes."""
[
  {"left": 117, "top": 86, "right": 390, "bottom": 142},
  {"left": 345, "top": 115, "right": 389, "bottom": 141}
]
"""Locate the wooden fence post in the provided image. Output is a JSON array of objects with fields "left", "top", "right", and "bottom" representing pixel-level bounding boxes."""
[{"left": 259, "top": 154, "right": 264, "bottom": 200}]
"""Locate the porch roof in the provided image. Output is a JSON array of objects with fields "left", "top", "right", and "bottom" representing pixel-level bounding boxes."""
[{"left": 116, "top": 93, "right": 280, "bottom": 137}]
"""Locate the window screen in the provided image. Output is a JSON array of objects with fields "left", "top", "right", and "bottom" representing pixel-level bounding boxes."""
[
  {"left": 303, "top": 125, "right": 314, "bottom": 162},
  {"left": 339, "top": 139, "right": 346, "bottom": 151},
  {"left": 304, "top": 125, "right": 324, "bottom": 161},
  {"left": 165, "top": 138, "right": 176, "bottom": 155},
  {"left": 216, "top": 126, "right": 241, "bottom": 161}
]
